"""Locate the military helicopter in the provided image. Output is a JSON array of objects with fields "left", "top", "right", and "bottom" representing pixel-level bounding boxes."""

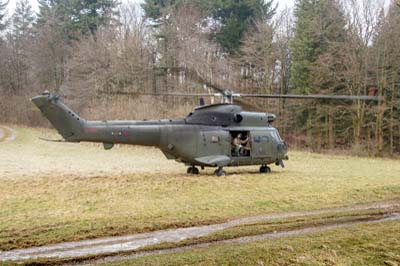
[{"left": 31, "top": 90, "right": 380, "bottom": 176}]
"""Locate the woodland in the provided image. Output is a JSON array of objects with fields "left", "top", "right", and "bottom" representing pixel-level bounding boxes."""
[{"left": 0, "top": 0, "right": 399, "bottom": 155}]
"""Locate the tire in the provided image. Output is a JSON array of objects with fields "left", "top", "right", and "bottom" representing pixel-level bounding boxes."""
[
  {"left": 266, "top": 166, "right": 271, "bottom": 173},
  {"left": 193, "top": 167, "right": 200, "bottom": 175},
  {"left": 215, "top": 169, "right": 226, "bottom": 177},
  {"left": 260, "top": 166, "right": 271, "bottom": 173},
  {"left": 187, "top": 167, "right": 199, "bottom": 175},
  {"left": 187, "top": 167, "right": 193, "bottom": 174}
]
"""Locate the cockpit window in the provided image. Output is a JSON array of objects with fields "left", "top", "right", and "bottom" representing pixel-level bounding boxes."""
[{"left": 271, "top": 129, "right": 282, "bottom": 141}]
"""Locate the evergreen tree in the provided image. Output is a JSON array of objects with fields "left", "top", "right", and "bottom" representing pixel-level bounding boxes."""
[
  {"left": 290, "top": 0, "right": 347, "bottom": 93},
  {"left": 12, "top": 0, "right": 35, "bottom": 39},
  {"left": 68, "top": 0, "right": 118, "bottom": 35},
  {"left": 36, "top": 0, "right": 117, "bottom": 37},
  {"left": 142, "top": 0, "right": 178, "bottom": 20},
  {"left": 0, "top": 0, "right": 8, "bottom": 32},
  {"left": 210, "top": 0, "right": 275, "bottom": 54},
  {"left": 142, "top": 0, "right": 276, "bottom": 55},
  {"left": 36, "top": 0, "right": 52, "bottom": 25}
]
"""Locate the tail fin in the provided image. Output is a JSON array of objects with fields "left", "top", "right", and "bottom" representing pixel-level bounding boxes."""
[{"left": 31, "top": 92, "right": 85, "bottom": 141}]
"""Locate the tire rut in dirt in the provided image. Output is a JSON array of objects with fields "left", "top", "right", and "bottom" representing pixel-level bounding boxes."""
[{"left": 1, "top": 200, "right": 399, "bottom": 263}]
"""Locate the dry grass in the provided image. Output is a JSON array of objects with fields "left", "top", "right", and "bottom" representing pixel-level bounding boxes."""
[{"left": 0, "top": 126, "right": 400, "bottom": 251}]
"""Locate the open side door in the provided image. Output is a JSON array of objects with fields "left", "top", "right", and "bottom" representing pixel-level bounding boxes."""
[{"left": 229, "top": 131, "right": 251, "bottom": 157}]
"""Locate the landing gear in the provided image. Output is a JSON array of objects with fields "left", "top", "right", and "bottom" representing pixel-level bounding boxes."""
[
  {"left": 260, "top": 165, "right": 271, "bottom": 173},
  {"left": 214, "top": 167, "right": 226, "bottom": 177},
  {"left": 187, "top": 166, "right": 199, "bottom": 175}
]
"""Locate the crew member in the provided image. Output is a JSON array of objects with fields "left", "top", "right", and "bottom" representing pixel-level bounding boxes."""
[{"left": 233, "top": 133, "right": 249, "bottom": 156}]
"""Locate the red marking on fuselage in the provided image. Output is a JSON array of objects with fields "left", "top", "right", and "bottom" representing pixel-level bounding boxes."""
[
  {"left": 123, "top": 131, "right": 129, "bottom": 137},
  {"left": 84, "top": 128, "right": 98, "bottom": 133}
]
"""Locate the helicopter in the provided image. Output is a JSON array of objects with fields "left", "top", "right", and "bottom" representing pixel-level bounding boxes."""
[{"left": 31, "top": 90, "right": 380, "bottom": 176}]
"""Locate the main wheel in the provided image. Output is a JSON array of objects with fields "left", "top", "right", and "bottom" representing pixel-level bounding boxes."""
[
  {"left": 192, "top": 167, "right": 199, "bottom": 175},
  {"left": 187, "top": 167, "right": 193, "bottom": 174},
  {"left": 214, "top": 168, "right": 226, "bottom": 177},
  {"left": 260, "top": 165, "right": 271, "bottom": 173},
  {"left": 187, "top": 166, "right": 199, "bottom": 175}
]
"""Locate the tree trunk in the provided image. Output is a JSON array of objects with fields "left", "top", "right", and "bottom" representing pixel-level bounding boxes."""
[
  {"left": 375, "top": 95, "right": 385, "bottom": 154},
  {"left": 328, "top": 107, "right": 334, "bottom": 149}
]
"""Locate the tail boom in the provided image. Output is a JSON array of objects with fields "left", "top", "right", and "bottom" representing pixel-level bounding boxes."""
[{"left": 31, "top": 92, "right": 161, "bottom": 147}]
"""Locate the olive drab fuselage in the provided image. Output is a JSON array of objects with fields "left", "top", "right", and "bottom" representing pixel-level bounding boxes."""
[{"left": 31, "top": 92, "right": 288, "bottom": 169}]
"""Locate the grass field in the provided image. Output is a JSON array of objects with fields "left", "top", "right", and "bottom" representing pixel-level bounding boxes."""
[
  {"left": 137, "top": 208, "right": 400, "bottom": 252},
  {"left": 0, "top": 126, "right": 400, "bottom": 252},
  {"left": 107, "top": 221, "right": 400, "bottom": 266}
]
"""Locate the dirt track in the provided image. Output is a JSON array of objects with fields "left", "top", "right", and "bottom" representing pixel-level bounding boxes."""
[
  {"left": 1, "top": 200, "right": 399, "bottom": 263},
  {"left": 0, "top": 126, "right": 17, "bottom": 142},
  {"left": 78, "top": 213, "right": 400, "bottom": 266}
]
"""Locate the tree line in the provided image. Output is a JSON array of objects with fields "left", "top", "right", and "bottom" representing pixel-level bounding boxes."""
[{"left": 0, "top": 0, "right": 399, "bottom": 155}]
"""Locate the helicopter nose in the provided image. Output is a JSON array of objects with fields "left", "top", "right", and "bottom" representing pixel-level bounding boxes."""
[{"left": 277, "top": 140, "right": 289, "bottom": 160}]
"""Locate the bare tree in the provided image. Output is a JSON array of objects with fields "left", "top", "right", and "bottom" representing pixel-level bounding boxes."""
[
  {"left": 372, "top": 1, "right": 400, "bottom": 154},
  {"left": 240, "top": 21, "right": 276, "bottom": 92},
  {"left": 342, "top": 0, "right": 385, "bottom": 152},
  {"left": 152, "top": 2, "right": 237, "bottom": 98},
  {"left": 63, "top": 2, "right": 154, "bottom": 104},
  {"left": 31, "top": 9, "right": 69, "bottom": 92},
  {"left": 6, "top": 0, "right": 35, "bottom": 94}
]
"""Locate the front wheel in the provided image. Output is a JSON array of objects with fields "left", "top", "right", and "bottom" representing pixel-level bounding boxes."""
[{"left": 214, "top": 168, "right": 226, "bottom": 177}]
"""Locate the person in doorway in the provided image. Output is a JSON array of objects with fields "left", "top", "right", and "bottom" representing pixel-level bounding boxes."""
[
  {"left": 233, "top": 133, "right": 249, "bottom": 156},
  {"left": 241, "top": 134, "right": 250, "bottom": 156}
]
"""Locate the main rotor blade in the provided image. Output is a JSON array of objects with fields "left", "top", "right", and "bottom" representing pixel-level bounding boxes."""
[
  {"left": 99, "top": 90, "right": 382, "bottom": 102},
  {"left": 99, "top": 91, "right": 224, "bottom": 97},
  {"left": 238, "top": 94, "right": 383, "bottom": 101},
  {"left": 138, "top": 92, "right": 224, "bottom": 97}
]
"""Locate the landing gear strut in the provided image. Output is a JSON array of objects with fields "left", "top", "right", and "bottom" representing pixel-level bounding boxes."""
[
  {"left": 260, "top": 165, "right": 271, "bottom": 173},
  {"left": 214, "top": 167, "right": 226, "bottom": 177},
  {"left": 187, "top": 166, "right": 199, "bottom": 175}
]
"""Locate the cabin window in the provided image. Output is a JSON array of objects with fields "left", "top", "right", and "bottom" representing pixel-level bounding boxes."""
[{"left": 211, "top": 136, "right": 219, "bottom": 143}]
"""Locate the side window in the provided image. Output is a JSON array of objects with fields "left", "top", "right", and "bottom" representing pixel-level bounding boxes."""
[
  {"left": 253, "top": 136, "right": 261, "bottom": 143},
  {"left": 262, "top": 136, "right": 269, "bottom": 142}
]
